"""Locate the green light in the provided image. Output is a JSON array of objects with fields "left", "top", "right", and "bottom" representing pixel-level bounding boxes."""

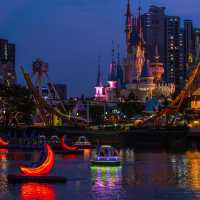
[{"left": 90, "top": 166, "right": 122, "bottom": 173}]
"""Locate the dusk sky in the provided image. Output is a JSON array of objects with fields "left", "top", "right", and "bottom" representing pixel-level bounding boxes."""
[{"left": 0, "top": 0, "right": 200, "bottom": 96}]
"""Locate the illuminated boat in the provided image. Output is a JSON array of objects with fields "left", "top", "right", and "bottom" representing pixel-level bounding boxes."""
[
  {"left": 74, "top": 136, "right": 93, "bottom": 149},
  {"left": 90, "top": 145, "right": 121, "bottom": 166}
]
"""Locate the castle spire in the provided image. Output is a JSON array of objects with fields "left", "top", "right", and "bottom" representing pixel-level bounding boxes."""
[
  {"left": 125, "top": 0, "right": 133, "bottom": 55},
  {"left": 141, "top": 59, "right": 152, "bottom": 79},
  {"left": 154, "top": 44, "right": 160, "bottom": 61},
  {"left": 116, "top": 44, "right": 124, "bottom": 88},
  {"left": 117, "top": 44, "right": 120, "bottom": 65},
  {"left": 150, "top": 44, "right": 164, "bottom": 82},
  {"left": 109, "top": 42, "right": 117, "bottom": 81},
  {"left": 112, "top": 41, "right": 115, "bottom": 64},
  {"left": 96, "top": 56, "right": 102, "bottom": 87},
  {"left": 137, "top": 1, "right": 144, "bottom": 45},
  {"left": 134, "top": 1, "right": 145, "bottom": 81}
]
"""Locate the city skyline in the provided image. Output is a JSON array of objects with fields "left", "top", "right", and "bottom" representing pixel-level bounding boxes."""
[{"left": 0, "top": 0, "right": 200, "bottom": 96}]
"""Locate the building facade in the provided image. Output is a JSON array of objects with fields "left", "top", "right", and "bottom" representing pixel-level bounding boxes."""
[
  {"left": 165, "top": 16, "right": 180, "bottom": 87},
  {"left": 0, "top": 39, "right": 16, "bottom": 85},
  {"left": 142, "top": 6, "right": 166, "bottom": 64},
  {"left": 184, "top": 20, "right": 195, "bottom": 77}
]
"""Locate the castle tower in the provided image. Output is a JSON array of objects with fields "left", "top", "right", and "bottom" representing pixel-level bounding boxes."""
[
  {"left": 124, "top": 0, "right": 135, "bottom": 84},
  {"left": 96, "top": 58, "right": 103, "bottom": 87},
  {"left": 140, "top": 59, "right": 155, "bottom": 100},
  {"left": 125, "top": 0, "right": 133, "bottom": 55},
  {"left": 141, "top": 59, "right": 153, "bottom": 83},
  {"left": 116, "top": 45, "right": 124, "bottom": 88},
  {"left": 108, "top": 45, "right": 117, "bottom": 89},
  {"left": 134, "top": 5, "right": 145, "bottom": 81},
  {"left": 150, "top": 45, "right": 164, "bottom": 82},
  {"left": 95, "top": 58, "right": 105, "bottom": 100}
]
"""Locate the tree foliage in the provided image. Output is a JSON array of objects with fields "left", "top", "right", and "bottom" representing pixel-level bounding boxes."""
[{"left": 0, "top": 84, "right": 36, "bottom": 126}]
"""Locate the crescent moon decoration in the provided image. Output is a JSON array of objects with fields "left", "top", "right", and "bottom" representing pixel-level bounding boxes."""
[
  {"left": 20, "top": 144, "right": 55, "bottom": 176},
  {"left": 61, "top": 136, "right": 78, "bottom": 151},
  {"left": 0, "top": 137, "right": 9, "bottom": 146}
]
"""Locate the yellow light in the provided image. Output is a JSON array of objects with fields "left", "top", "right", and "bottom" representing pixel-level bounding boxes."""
[{"left": 193, "top": 120, "right": 199, "bottom": 125}]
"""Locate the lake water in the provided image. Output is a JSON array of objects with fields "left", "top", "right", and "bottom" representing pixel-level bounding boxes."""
[{"left": 0, "top": 148, "right": 200, "bottom": 200}]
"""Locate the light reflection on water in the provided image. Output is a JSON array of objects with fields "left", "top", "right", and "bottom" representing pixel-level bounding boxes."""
[
  {"left": 20, "top": 183, "right": 56, "bottom": 200},
  {"left": 91, "top": 166, "right": 124, "bottom": 200},
  {"left": 0, "top": 149, "right": 9, "bottom": 199},
  {"left": 1, "top": 148, "right": 200, "bottom": 199}
]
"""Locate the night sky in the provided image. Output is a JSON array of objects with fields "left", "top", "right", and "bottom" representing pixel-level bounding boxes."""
[{"left": 0, "top": 0, "right": 199, "bottom": 97}]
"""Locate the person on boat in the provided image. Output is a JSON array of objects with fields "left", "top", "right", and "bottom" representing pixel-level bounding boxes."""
[
  {"left": 99, "top": 150, "right": 104, "bottom": 157},
  {"left": 96, "top": 142, "right": 101, "bottom": 155},
  {"left": 113, "top": 150, "right": 118, "bottom": 157}
]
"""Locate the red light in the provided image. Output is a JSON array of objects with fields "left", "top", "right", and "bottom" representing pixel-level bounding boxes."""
[
  {"left": 62, "top": 154, "right": 77, "bottom": 160},
  {"left": 0, "top": 138, "right": 8, "bottom": 146},
  {"left": 0, "top": 148, "right": 8, "bottom": 160},
  {"left": 20, "top": 183, "right": 56, "bottom": 200},
  {"left": 20, "top": 144, "right": 55, "bottom": 176},
  {"left": 60, "top": 136, "right": 78, "bottom": 151}
]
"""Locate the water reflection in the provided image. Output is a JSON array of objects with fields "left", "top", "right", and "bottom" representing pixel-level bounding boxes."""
[
  {"left": 62, "top": 154, "right": 77, "bottom": 161},
  {"left": 4, "top": 147, "right": 200, "bottom": 199},
  {"left": 83, "top": 149, "right": 92, "bottom": 161},
  {"left": 91, "top": 166, "right": 123, "bottom": 199},
  {"left": 0, "top": 149, "right": 8, "bottom": 172},
  {"left": 123, "top": 151, "right": 176, "bottom": 187},
  {"left": 20, "top": 183, "right": 56, "bottom": 200},
  {"left": 186, "top": 151, "right": 200, "bottom": 189},
  {"left": 0, "top": 149, "right": 8, "bottom": 195}
]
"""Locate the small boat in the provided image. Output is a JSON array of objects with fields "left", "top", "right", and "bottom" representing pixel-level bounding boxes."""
[
  {"left": 74, "top": 136, "right": 93, "bottom": 149},
  {"left": 90, "top": 145, "right": 121, "bottom": 166}
]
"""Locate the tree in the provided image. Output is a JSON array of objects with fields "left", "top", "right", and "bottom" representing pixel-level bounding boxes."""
[
  {"left": 0, "top": 84, "right": 36, "bottom": 126},
  {"left": 118, "top": 102, "right": 144, "bottom": 118}
]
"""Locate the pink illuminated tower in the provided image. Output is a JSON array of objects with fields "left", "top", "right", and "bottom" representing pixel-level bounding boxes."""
[
  {"left": 95, "top": 59, "right": 105, "bottom": 100},
  {"left": 108, "top": 45, "right": 117, "bottom": 89}
]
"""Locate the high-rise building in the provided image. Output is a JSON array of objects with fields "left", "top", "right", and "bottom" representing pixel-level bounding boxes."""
[
  {"left": 142, "top": 6, "right": 166, "bottom": 64},
  {"left": 165, "top": 16, "right": 180, "bottom": 88},
  {"left": 193, "top": 28, "right": 200, "bottom": 88},
  {"left": 184, "top": 20, "right": 195, "bottom": 77},
  {"left": 194, "top": 28, "right": 200, "bottom": 62},
  {"left": 0, "top": 39, "right": 16, "bottom": 85},
  {"left": 178, "top": 29, "right": 185, "bottom": 89}
]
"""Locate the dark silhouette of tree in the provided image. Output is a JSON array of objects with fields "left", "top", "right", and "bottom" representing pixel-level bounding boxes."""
[{"left": 0, "top": 84, "right": 35, "bottom": 126}]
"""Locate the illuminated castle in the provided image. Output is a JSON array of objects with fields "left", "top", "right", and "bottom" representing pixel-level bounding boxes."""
[
  {"left": 95, "top": 0, "right": 175, "bottom": 102},
  {"left": 95, "top": 48, "right": 122, "bottom": 102}
]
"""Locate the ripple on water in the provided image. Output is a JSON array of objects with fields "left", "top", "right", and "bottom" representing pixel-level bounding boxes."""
[{"left": 0, "top": 149, "right": 200, "bottom": 199}]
